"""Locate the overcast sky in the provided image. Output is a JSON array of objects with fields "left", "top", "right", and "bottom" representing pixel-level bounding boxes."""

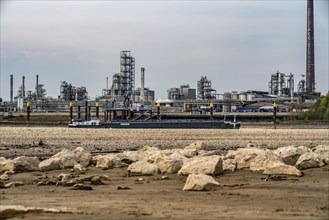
[{"left": 0, "top": 0, "right": 328, "bottom": 101}]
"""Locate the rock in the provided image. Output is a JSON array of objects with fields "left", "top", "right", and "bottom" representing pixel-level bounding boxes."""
[
  {"left": 39, "top": 148, "right": 91, "bottom": 172},
  {"left": 226, "top": 147, "right": 264, "bottom": 169},
  {"left": 1, "top": 156, "right": 39, "bottom": 173},
  {"left": 5, "top": 181, "right": 24, "bottom": 188},
  {"left": 137, "top": 146, "right": 163, "bottom": 163},
  {"left": 183, "top": 174, "right": 219, "bottom": 191},
  {"left": 73, "top": 147, "right": 91, "bottom": 167},
  {"left": 0, "top": 157, "right": 7, "bottom": 173},
  {"left": 154, "top": 154, "right": 184, "bottom": 174},
  {"left": 39, "top": 158, "right": 60, "bottom": 172},
  {"left": 73, "top": 164, "right": 86, "bottom": 174},
  {"left": 95, "top": 155, "right": 115, "bottom": 170},
  {"left": 249, "top": 150, "right": 282, "bottom": 171},
  {"left": 0, "top": 171, "right": 14, "bottom": 181},
  {"left": 313, "top": 145, "right": 329, "bottom": 164},
  {"left": 71, "top": 184, "right": 93, "bottom": 190},
  {"left": 178, "top": 155, "right": 222, "bottom": 176},
  {"left": 127, "top": 161, "right": 160, "bottom": 176},
  {"left": 295, "top": 152, "right": 325, "bottom": 170},
  {"left": 180, "top": 142, "right": 205, "bottom": 158},
  {"left": 90, "top": 176, "right": 105, "bottom": 185},
  {"left": 273, "top": 146, "right": 308, "bottom": 166},
  {"left": 222, "top": 158, "right": 237, "bottom": 172},
  {"left": 263, "top": 161, "right": 302, "bottom": 177}
]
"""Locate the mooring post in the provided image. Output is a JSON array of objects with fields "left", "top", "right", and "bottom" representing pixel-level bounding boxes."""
[
  {"left": 210, "top": 102, "right": 214, "bottom": 120},
  {"left": 273, "top": 100, "right": 277, "bottom": 129},
  {"left": 69, "top": 102, "right": 73, "bottom": 123},
  {"left": 26, "top": 101, "right": 30, "bottom": 127},
  {"left": 157, "top": 102, "right": 160, "bottom": 120},
  {"left": 78, "top": 106, "right": 81, "bottom": 119},
  {"left": 96, "top": 102, "right": 99, "bottom": 119},
  {"left": 234, "top": 114, "right": 237, "bottom": 129},
  {"left": 85, "top": 101, "right": 88, "bottom": 121}
]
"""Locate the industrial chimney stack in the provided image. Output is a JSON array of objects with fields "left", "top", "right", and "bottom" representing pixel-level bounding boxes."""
[
  {"left": 306, "top": 0, "right": 315, "bottom": 94},
  {"left": 10, "top": 75, "right": 13, "bottom": 102},
  {"left": 22, "top": 76, "right": 25, "bottom": 98},
  {"left": 36, "top": 74, "right": 39, "bottom": 100},
  {"left": 140, "top": 67, "right": 145, "bottom": 103}
]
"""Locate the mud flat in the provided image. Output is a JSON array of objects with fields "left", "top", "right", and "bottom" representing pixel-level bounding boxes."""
[{"left": 0, "top": 127, "right": 328, "bottom": 219}]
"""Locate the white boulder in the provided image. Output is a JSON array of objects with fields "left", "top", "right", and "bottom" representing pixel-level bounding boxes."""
[
  {"left": 226, "top": 147, "right": 264, "bottom": 169},
  {"left": 273, "top": 146, "right": 310, "bottom": 166},
  {"left": 183, "top": 174, "right": 219, "bottom": 191},
  {"left": 222, "top": 158, "right": 237, "bottom": 172},
  {"left": 295, "top": 152, "right": 325, "bottom": 170},
  {"left": 1, "top": 156, "right": 39, "bottom": 173},
  {"left": 73, "top": 147, "right": 92, "bottom": 167},
  {"left": 127, "top": 161, "right": 160, "bottom": 176},
  {"left": 249, "top": 150, "right": 282, "bottom": 171},
  {"left": 313, "top": 145, "right": 329, "bottom": 164},
  {"left": 178, "top": 155, "right": 222, "bottom": 176},
  {"left": 154, "top": 153, "right": 184, "bottom": 174},
  {"left": 263, "top": 161, "right": 303, "bottom": 177}
]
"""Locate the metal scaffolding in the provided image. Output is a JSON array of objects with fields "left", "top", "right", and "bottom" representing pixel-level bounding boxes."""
[{"left": 197, "top": 76, "right": 216, "bottom": 100}]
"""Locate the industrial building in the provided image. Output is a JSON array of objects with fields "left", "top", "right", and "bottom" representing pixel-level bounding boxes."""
[
  {"left": 167, "top": 84, "right": 196, "bottom": 100},
  {"left": 60, "top": 81, "right": 88, "bottom": 101},
  {"left": 197, "top": 76, "right": 216, "bottom": 100}
]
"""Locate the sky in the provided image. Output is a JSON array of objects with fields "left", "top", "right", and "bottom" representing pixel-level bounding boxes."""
[{"left": 0, "top": 0, "right": 328, "bottom": 101}]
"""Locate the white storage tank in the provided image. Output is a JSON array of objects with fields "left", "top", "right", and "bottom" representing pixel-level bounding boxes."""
[
  {"left": 247, "top": 93, "right": 255, "bottom": 101},
  {"left": 239, "top": 92, "right": 247, "bottom": 101}
]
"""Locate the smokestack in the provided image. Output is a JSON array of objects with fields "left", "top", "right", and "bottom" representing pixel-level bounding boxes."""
[
  {"left": 36, "top": 74, "right": 39, "bottom": 100},
  {"left": 306, "top": 0, "right": 315, "bottom": 94},
  {"left": 106, "top": 77, "right": 109, "bottom": 91},
  {"left": 22, "top": 76, "right": 25, "bottom": 98},
  {"left": 10, "top": 75, "right": 13, "bottom": 102},
  {"left": 140, "top": 67, "right": 145, "bottom": 103}
]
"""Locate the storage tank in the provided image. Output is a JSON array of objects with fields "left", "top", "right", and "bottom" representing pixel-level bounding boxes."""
[
  {"left": 231, "top": 92, "right": 239, "bottom": 101},
  {"left": 239, "top": 92, "right": 247, "bottom": 101},
  {"left": 247, "top": 93, "right": 255, "bottom": 101}
]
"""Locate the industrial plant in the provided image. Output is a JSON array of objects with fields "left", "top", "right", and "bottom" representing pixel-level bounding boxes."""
[{"left": 0, "top": 0, "right": 323, "bottom": 115}]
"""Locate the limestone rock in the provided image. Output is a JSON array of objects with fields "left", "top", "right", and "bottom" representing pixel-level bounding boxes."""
[
  {"left": 249, "top": 150, "right": 282, "bottom": 171},
  {"left": 137, "top": 146, "right": 163, "bottom": 163},
  {"left": 313, "top": 145, "right": 329, "bottom": 164},
  {"left": 295, "top": 152, "right": 325, "bottom": 170},
  {"left": 73, "top": 164, "right": 86, "bottom": 173},
  {"left": 127, "top": 161, "right": 159, "bottom": 176},
  {"left": 154, "top": 154, "right": 184, "bottom": 174},
  {"left": 73, "top": 147, "right": 92, "bottom": 167},
  {"left": 273, "top": 146, "right": 308, "bottom": 166},
  {"left": 183, "top": 174, "right": 219, "bottom": 191},
  {"left": 263, "top": 161, "right": 302, "bottom": 177},
  {"left": 95, "top": 155, "right": 116, "bottom": 170},
  {"left": 178, "top": 155, "right": 222, "bottom": 176},
  {"left": 225, "top": 148, "right": 264, "bottom": 169},
  {"left": 1, "top": 156, "right": 39, "bottom": 173},
  {"left": 222, "top": 158, "right": 237, "bottom": 172},
  {"left": 180, "top": 141, "right": 205, "bottom": 158},
  {"left": 39, "top": 148, "right": 91, "bottom": 172}
]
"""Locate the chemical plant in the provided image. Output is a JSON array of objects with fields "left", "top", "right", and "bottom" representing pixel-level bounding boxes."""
[{"left": 0, "top": 0, "right": 323, "bottom": 115}]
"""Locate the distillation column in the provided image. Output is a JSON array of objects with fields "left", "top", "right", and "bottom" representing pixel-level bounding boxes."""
[{"left": 306, "top": 0, "right": 315, "bottom": 94}]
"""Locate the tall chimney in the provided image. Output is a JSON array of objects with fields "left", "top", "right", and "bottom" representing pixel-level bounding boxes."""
[
  {"left": 106, "top": 77, "right": 109, "bottom": 91},
  {"left": 306, "top": 0, "right": 315, "bottom": 94},
  {"left": 36, "top": 74, "right": 39, "bottom": 100},
  {"left": 10, "top": 75, "right": 13, "bottom": 102},
  {"left": 140, "top": 67, "right": 145, "bottom": 103},
  {"left": 22, "top": 76, "right": 25, "bottom": 98}
]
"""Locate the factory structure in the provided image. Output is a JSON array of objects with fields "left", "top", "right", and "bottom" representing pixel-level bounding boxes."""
[{"left": 0, "top": 0, "right": 322, "bottom": 113}]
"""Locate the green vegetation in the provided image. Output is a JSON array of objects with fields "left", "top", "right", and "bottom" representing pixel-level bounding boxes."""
[{"left": 300, "top": 91, "right": 329, "bottom": 121}]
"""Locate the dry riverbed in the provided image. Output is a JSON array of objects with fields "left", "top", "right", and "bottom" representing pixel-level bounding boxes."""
[{"left": 0, "top": 127, "right": 328, "bottom": 219}]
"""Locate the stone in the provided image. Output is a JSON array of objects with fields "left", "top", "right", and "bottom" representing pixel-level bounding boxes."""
[
  {"left": 180, "top": 142, "right": 205, "bottom": 158},
  {"left": 225, "top": 148, "right": 264, "bottom": 169},
  {"left": 137, "top": 146, "right": 163, "bottom": 163},
  {"left": 95, "top": 155, "right": 115, "bottom": 170},
  {"left": 73, "top": 147, "right": 92, "bottom": 167},
  {"left": 295, "top": 152, "right": 325, "bottom": 170},
  {"left": 312, "top": 145, "right": 329, "bottom": 164},
  {"left": 178, "top": 155, "right": 222, "bottom": 176},
  {"left": 222, "top": 158, "right": 237, "bottom": 172},
  {"left": 127, "top": 161, "right": 160, "bottom": 176},
  {"left": 263, "top": 161, "right": 302, "bottom": 177},
  {"left": 183, "top": 174, "right": 219, "bottom": 191},
  {"left": 273, "top": 146, "right": 308, "bottom": 166},
  {"left": 39, "top": 148, "right": 91, "bottom": 172},
  {"left": 249, "top": 150, "right": 282, "bottom": 171},
  {"left": 4, "top": 181, "right": 24, "bottom": 188},
  {"left": 73, "top": 164, "right": 86, "bottom": 173},
  {"left": 1, "top": 156, "right": 39, "bottom": 173},
  {"left": 154, "top": 154, "right": 184, "bottom": 174},
  {"left": 71, "top": 184, "right": 93, "bottom": 190}
]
